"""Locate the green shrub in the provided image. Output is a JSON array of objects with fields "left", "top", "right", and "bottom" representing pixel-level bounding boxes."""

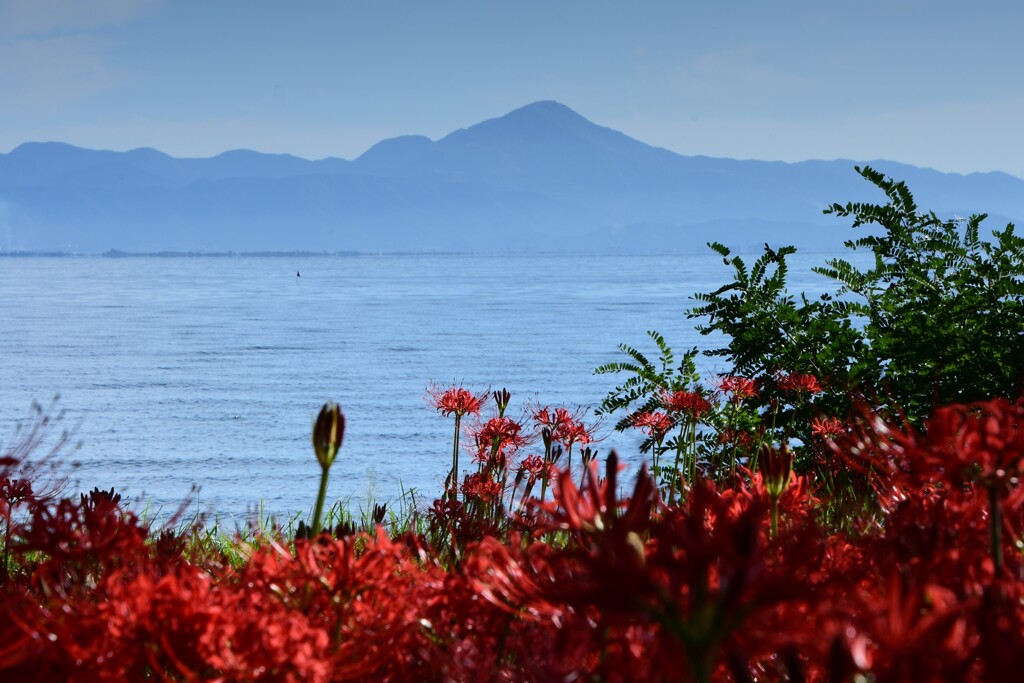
[{"left": 692, "top": 165, "right": 1024, "bottom": 422}]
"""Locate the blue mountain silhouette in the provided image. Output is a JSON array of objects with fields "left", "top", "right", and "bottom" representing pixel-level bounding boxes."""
[{"left": 1, "top": 101, "right": 1021, "bottom": 253}]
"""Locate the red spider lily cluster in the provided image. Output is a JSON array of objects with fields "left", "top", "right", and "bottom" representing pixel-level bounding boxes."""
[
  {"left": 426, "top": 384, "right": 484, "bottom": 418},
  {"left": 619, "top": 371, "right": 847, "bottom": 490},
  {"left": 662, "top": 389, "right": 713, "bottom": 418},
  {"left": 810, "top": 415, "right": 845, "bottom": 440},
  {"left": 777, "top": 371, "right": 825, "bottom": 395},
  {"left": 718, "top": 375, "right": 759, "bottom": 401},
  {"left": 4, "top": 392, "right": 1024, "bottom": 681},
  {"left": 531, "top": 404, "right": 595, "bottom": 452},
  {"left": 632, "top": 410, "right": 674, "bottom": 437}
]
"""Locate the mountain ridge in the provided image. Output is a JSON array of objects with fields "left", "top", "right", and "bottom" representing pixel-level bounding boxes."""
[{"left": 1, "top": 101, "right": 1021, "bottom": 253}]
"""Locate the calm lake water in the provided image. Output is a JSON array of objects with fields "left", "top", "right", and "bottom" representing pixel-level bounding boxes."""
[{"left": 0, "top": 251, "right": 855, "bottom": 524}]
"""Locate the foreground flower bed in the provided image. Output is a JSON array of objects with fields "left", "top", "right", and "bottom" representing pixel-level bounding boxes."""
[{"left": 2, "top": 394, "right": 1024, "bottom": 682}]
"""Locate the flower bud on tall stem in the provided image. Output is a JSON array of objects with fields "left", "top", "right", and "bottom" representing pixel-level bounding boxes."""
[
  {"left": 759, "top": 444, "right": 792, "bottom": 541},
  {"left": 311, "top": 402, "right": 345, "bottom": 537}
]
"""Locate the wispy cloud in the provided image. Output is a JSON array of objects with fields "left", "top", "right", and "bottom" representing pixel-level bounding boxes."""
[
  {"left": 0, "top": 0, "right": 157, "bottom": 113},
  {"left": 688, "top": 44, "right": 808, "bottom": 90},
  {"left": 0, "top": 0, "right": 158, "bottom": 38},
  {"left": 0, "top": 35, "right": 131, "bottom": 108}
]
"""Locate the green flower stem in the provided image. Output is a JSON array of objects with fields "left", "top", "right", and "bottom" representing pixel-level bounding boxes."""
[
  {"left": 689, "top": 419, "right": 698, "bottom": 483},
  {"left": 752, "top": 403, "right": 779, "bottom": 474},
  {"left": 539, "top": 439, "right": 552, "bottom": 505},
  {"left": 989, "top": 485, "right": 1004, "bottom": 575},
  {"left": 727, "top": 401, "right": 740, "bottom": 479},
  {"left": 669, "top": 421, "right": 686, "bottom": 505},
  {"left": 770, "top": 495, "right": 780, "bottom": 541},
  {"left": 311, "top": 465, "right": 331, "bottom": 537},
  {"left": 449, "top": 413, "right": 462, "bottom": 502}
]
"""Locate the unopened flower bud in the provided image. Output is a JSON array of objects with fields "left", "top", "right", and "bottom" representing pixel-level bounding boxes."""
[
  {"left": 312, "top": 402, "right": 345, "bottom": 470},
  {"left": 759, "top": 444, "right": 793, "bottom": 499},
  {"left": 625, "top": 531, "right": 646, "bottom": 567},
  {"left": 494, "top": 388, "right": 511, "bottom": 417}
]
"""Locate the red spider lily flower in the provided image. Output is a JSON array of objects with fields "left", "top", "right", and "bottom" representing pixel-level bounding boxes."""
[
  {"left": 914, "top": 397, "right": 1024, "bottom": 575},
  {"left": 429, "top": 384, "right": 488, "bottom": 502},
  {"left": 531, "top": 405, "right": 579, "bottom": 444},
  {"left": 541, "top": 461, "right": 560, "bottom": 482},
  {"left": 631, "top": 411, "right": 673, "bottom": 437},
  {"left": 556, "top": 419, "right": 593, "bottom": 450},
  {"left": 519, "top": 454, "right": 545, "bottom": 475},
  {"left": 846, "top": 570, "right": 976, "bottom": 682},
  {"left": 920, "top": 397, "right": 1024, "bottom": 490},
  {"left": 810, "top": 416, "right": 845, "bottom": 440},
  {"left": 718, "top": 376, "right": 759, "bottom": 401},
  {"left": 462, "top": 472, "right": 503, "bottom": 502},
  {"left": 532, "top": 405, "right": 571, "bottom": 428},
  {"left": 661, "top": 390, "right": 713, "bottom": 418},
  {"left": 825, "top": 403, "right": 917, "bottom": 510},
  {"left": 740, "top": 470, "right": 818, "bottom": 526},
  {"left": 428, "top": 385, "right": 485, "bottom": 418},
  {"left": 518, "top": 454, "right": 546, "bottom": 485},
  {"left": 21, "top": 494, "right": 151, "bottom": 589},
  {"left": 777, "top": 372, "right": 824, "bottom": 395},
  {"left": 476, "top": 416, "right": 527, "bottom": 455},
  {"left": 836, "top": 397, "right": 1024, "bottom": 501},
  {"left": 536, "top": 451, "right": 653, "bottom": 540},
  {"left": 518, "top": 457, "right": 560, "bottom": 488}
]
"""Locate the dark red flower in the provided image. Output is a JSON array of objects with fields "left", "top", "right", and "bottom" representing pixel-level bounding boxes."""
[
  {"left": 811, "top": 416, "right": 845, "bottom": 440},
  {"left": 476, "top": 416, "right": 527, "bottom": 454},
  {"left": 428, "top": 385, "right": 485, "bottom": 418},
  {"left": 718, "top": 376, "right": 759, "bottom": 401},
  {"left": 921, "top": 397, "right": 1024, "bottom": 490},
  {"left": 462, "top": 472, "right": 503, "bottom": 502},
  {"left": 556, "top": 419, "right": 593, "bottom": 450},
  {"left": 518, "top": 454, "right": 546, "bottom": 485},
  {"left": 532, "top": 405, "right": 573, "bottom": 431},
  {"left": 778, "top": 372, "right": 824, "bottom": 395},
  {"left": 631, "top": 411, "right": 673, "bottom": 437},
  {"left": 661, "top": 390, "right": 713, "bottom": 418}
]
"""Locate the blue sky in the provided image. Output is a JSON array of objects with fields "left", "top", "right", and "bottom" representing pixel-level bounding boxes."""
[{"left": 2, "top": 0, "right": 1022, "bottom": 176}]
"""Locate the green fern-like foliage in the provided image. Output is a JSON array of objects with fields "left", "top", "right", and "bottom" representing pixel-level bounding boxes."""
[
  {"left": 598, "top": 165, "right": 1024, "bottom": 446},
  {"left": 688, "top": 240, "right": 863, "bottom": 430},
  {"left": 690, "top": 165, "right": 1024, "bottom": 422},
  {"left": 817, "top": 166, "right": 1024, "bottom": 416},
  {"left": 595, "top": 331, "right": 701, "bottom": 437}
]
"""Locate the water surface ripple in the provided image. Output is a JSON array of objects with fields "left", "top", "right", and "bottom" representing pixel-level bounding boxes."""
[{"left": 0, "top": 252, "right": 852, "bottom": 523}]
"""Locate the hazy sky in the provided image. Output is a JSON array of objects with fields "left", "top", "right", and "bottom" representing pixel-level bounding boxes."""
[{"left": 2, "top": 0, "right": 1022, "bottom": 176}]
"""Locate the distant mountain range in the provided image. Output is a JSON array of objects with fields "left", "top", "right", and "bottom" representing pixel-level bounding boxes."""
[{"left": 1, "top": 101, "right": 1021, "bottom": 254}]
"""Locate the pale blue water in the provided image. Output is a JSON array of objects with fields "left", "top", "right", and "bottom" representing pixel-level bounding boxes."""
[{"left": 0, "top": 252, "right": 854, "bottom": 523}]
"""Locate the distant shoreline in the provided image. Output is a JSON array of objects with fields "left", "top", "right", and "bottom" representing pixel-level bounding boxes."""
[
  {"left": 0, "top": 245, "right": 850, "bottom": 258},
  {"left": 0, "top": 249, "right": 466, "bottom": 258}
]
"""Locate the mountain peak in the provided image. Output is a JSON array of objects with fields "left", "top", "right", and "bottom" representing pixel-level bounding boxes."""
[
  {"left": 485, "top": 100, "right": 594, "bottom": 133},
  {"left": 438, "top": 100, "right": 610, "bottom": 150},
  {"left": 504, "top": 100, "right": 587, "bottom": 122},
  {"left": 9, "top": 141, "right": 87, "bottom": 157}
]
